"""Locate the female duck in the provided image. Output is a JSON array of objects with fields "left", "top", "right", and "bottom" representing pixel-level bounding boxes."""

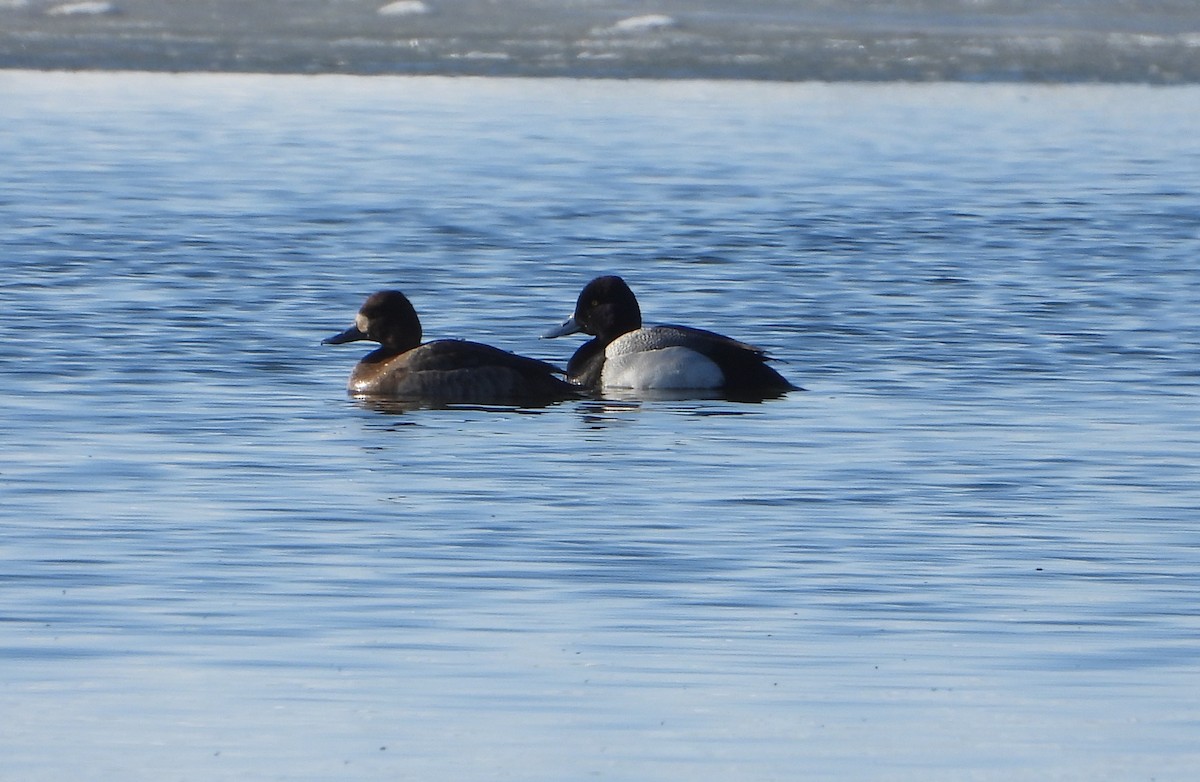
[
  {"left": 543, "top": 275, "right": 797, "bottom": 397},
  {"left": 325, "top": 290, "right": 578, "bottom": 405}
]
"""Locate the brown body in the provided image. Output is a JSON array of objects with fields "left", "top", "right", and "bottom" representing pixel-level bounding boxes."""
[{"left": 327, "top": 290, "right": 578, "bottom": 406}]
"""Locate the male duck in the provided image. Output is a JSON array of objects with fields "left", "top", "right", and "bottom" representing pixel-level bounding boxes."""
[
  {"left": 325, "top": 290, "right": 578, "bottom": 405},
  {"left": 543, "top": 275, "right": 798, "bottom": 397}
]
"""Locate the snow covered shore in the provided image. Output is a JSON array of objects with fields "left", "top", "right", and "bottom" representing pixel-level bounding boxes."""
[{"left": 2, "top": 0, "right": 1198, "bottom": 82}]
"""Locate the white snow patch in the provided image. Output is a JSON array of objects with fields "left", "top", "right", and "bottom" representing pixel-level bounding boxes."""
[
  {"left": 577, "top": 51, "right": 620, "bottom": 61},
  {"left": 46, "top": 1, "right": 116, "bottom": 15},
  {"left": 455, "top": 51, "right": 510, "bottom": 61},
  {"left": 590, "top": 14, "right": 676, "bottom": 35},
  {"left": 377, "top": 1, "right": 429, "bottom": 16},
  {"left": 609, "top": 14, "right": 676, "bottom": 33}
]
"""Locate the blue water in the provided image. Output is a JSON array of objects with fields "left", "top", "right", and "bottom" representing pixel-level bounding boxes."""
[{"left": 2, "top": 71, "right": 1199, "bottom": 780}]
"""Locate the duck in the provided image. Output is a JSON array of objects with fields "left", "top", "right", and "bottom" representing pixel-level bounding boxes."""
[
  {"left": 542, "top": 275, "right": 798, "bottom": 398},
  {"left": 325, "top": 290, "right": 579, "bottom": 405}
]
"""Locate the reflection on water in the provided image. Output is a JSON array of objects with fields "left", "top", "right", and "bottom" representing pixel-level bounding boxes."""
[
  {"left": 351, "top": 397, "right": 572, "bottom": 416},
  {"left": 573, "top": 398, "right": 775, "bottom": 430},
  {"left": 2, "top": 73, "right": 1199, "bottom": 781}
]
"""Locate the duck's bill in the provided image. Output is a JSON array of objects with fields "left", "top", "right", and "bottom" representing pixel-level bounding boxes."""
[
  {"left": 323, "top": 325, "right": 368, "bottom": 345},
  {"left": 541, "top": 317, "right": 581, "bottom": 339}
]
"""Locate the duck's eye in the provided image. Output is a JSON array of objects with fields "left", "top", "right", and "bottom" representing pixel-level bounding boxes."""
[{"left": 590, "top": 299, "right": 600, "bottom": 308}]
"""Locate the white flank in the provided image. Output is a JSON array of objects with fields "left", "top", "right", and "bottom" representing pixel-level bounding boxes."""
[{"left": 601, "top": 346, "right": 723, "bottom": 390}]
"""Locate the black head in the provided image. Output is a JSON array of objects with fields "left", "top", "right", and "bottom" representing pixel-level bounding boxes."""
[
  {"left": 549, "top": 275, "right": 642, "bottom": 343},
  {"left": 324, "top": 290, "right": 423, "bottom": 353}
]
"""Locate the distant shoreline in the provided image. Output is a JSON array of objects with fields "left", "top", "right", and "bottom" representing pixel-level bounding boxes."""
[{"left": 4, "top": 0, "right": 1200, "bottom": 83}]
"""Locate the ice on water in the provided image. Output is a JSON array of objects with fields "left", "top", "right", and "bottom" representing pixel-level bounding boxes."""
[{"left": 1, "top": 0, "right": 1198, "bottom": 81}]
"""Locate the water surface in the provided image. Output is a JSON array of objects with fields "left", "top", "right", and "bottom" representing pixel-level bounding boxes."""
[{"left": 2, "top": 72, "right": 1199, "bottom": 780}]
